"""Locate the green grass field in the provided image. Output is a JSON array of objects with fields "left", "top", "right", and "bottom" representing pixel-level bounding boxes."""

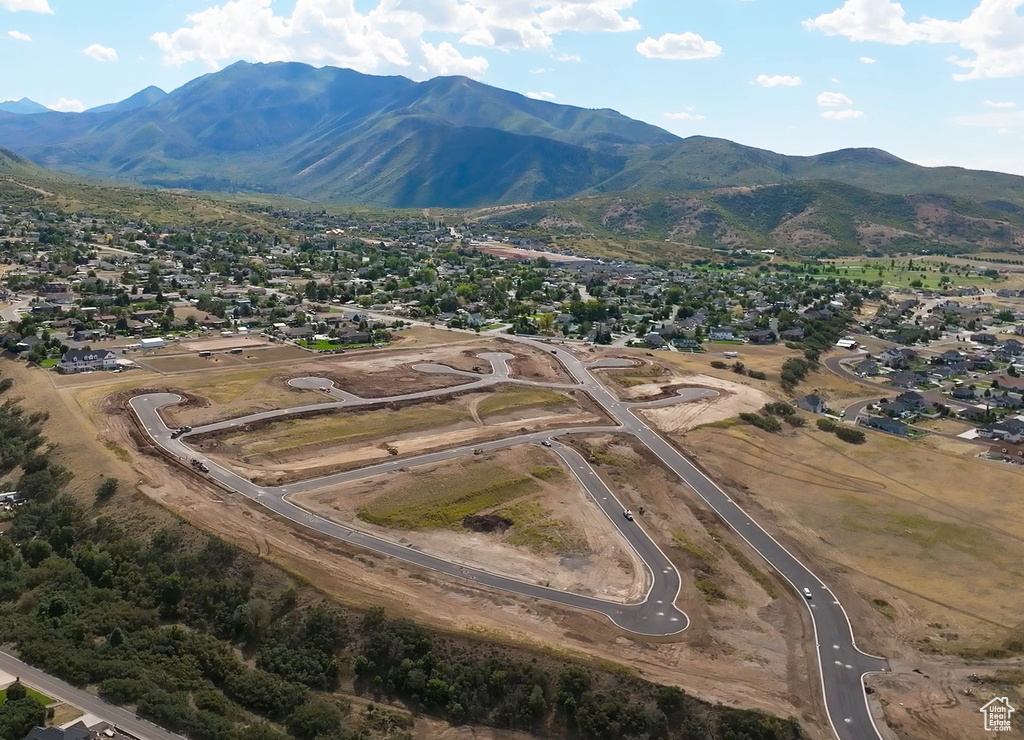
[
  {"left": 0, "top": 685, "right": 55, "bottom": 705},
  {"left": 823, "top": 259, "right": 999, "bottom": 289},
  {"left": 358, "top": 464, "right": 542, "bottom": 529},
  {"left": 297, "top": 339, "right": 373, "bottom": 351}
]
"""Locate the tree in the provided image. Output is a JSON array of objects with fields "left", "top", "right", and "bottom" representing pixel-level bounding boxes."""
[
  {"left": 95, "top": 477, "right": 119, "bottom": 502},
  {"left": 286, "top": 699, "right": 345, "bottom": 740}
]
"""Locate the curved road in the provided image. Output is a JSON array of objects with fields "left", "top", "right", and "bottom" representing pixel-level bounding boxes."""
[{"left": 130, "top": 340, "right": 888, "bottom": 740}]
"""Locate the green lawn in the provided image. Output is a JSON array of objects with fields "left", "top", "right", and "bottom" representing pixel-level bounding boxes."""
[
  {"left": 39, "top": 358, "right": 58, "bottom": 369},
  {"left": 0, "top": 685, "right": 55, "bottom": 705},
  {"left": 297, "top": 339, "right": 375, "bottom": 351}
]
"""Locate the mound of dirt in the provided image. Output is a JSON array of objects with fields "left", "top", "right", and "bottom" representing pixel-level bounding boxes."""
[{"left": 462, "top": 513, "right": 513, "bottom": 533}]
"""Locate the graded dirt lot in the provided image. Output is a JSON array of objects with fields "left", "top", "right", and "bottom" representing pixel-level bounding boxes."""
[
  {"left": 591, "top": 346, "right": 868, "bottom": 408},
  {"left": 192, "top": 385, "right": 602, "bottom": 484},
  {"left": 184, "top": 336, "right": 268, "bottom": 352},
  {"left": 294, "top": 446, "right": 646, "bottom": 601}
]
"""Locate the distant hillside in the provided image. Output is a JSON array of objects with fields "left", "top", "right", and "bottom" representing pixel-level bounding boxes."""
[
  {"left": 1, "top": 61, "right": 1023, "bottom": 210},
  {"left": 0, "top": 98, "right": 48, "bottom": 115},
  {"left": 88, "top": 86, "right": 167, "bottom": 114},
  {"left": 473, "top": 183, "right": 1024, "bottom": 257}
]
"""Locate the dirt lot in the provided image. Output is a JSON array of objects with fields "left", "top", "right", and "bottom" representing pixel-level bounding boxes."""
[
  {"left": 192, "top": 386, "right": 601, "bottom": 485},
  {"left": 590, "top": 347, "right": 868, "bottom": 407},
  {"left": 679, "top": 421, "right": 1024, "bottom": 740},
  {"left": 184, "top": 337, "right": 269, "bottom": 352},
  {"left": 294, "top": 446, "right": 646, "bottom": 601},
  {"left": 137, "top": 353, "right": 248, "bottom": 373}
]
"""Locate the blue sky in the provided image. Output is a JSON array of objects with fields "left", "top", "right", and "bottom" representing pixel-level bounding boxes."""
[{"left": 1, "top": 0, "right": 1021, "bottom": 174}]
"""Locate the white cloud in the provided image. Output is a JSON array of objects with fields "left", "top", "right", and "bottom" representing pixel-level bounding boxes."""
[
  {"left": 821, "top": 109, "right": 864, "bottom": 119},
  {"left": 755, "top": 74, "right": 801, "bottom": 87},
  {"left": 49, "top": 98, "right": 84, "bottom": 112},
  {"left": 0, "top": 0, "right": 52, "bottom": 13},
  {"left": 954, "top": 110, "right": 1024, "bottom": 127},
  {"left": 525, "top": 90, "right": 555, "bottom": 99},
  {"left": 83, "top": 43, "right": 118, "bottom": 62},
  {"left": 636, "top": 32, "right": 722, "bottom": 60},
  {"left": 817, "top": 90, "right": 853, "bottom": 107},
  {"left": 998, "top": 127, "right": 1015, "bottom": 134},
  {"left": 984, "top": 99, "right": 1016, "bottom": 108},
  {"left": 664, "top": 111, "right": 706, "bottom": 120},
  {"left": 859, "top": 56, "right": 876, "bottom": 63},
  {"left": 7, "top": 29, "right": 30, "bottom": 41},
  {"left": 555, "top": 52, "right": 580, "bottom": 62},
  {"left": 528, "top": 67, "right": 552, "bottom": 73},
  {"left": 151, "top": 0, "right": 640, "bottom": 80},
  {"left": 805, "top": 0, "right": 1024, "bottom": 81}
]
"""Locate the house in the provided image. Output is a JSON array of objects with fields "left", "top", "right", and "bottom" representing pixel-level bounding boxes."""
[
  {"left": 780, "top": 327, "right": 805, "bottom": 341},
  {"left": 644, "top": 332, "right": 667, "bottom": 348},
  {"left": 861, "top": 416, "right": 910, "bottom": 437},
  {"left": 970, "top": 333, "right": 998, "bottom": 345},
  {"left": 951, "top": 387, "right": 977, "bottom": 401},
  {"left": 978, "top": 419, "right": 1024, "bottom": 444},
  {"left": 23, "top": 724, "right": 95, "bottom": 740},
  {"left": 853, "top": 359, "right": 879, "bottom": 377},
  {"left": 335, "top": 329, "right": 370, "bottom": 344},
  {"left": 795, "top": 394, "right": 826, "bottom": 414},
  {"left": 879, "top": 347, "right": 917, "bottom": 369},
  {"left": 746, "top": 330, "right": 776, "bottom": 345},
  {"left": 672, "top": 338, "right": 701, "bottom": 352},
  {"left": 935, "top": 349, "right": 965, "bottom": 365},
  {"left": 282, "top": 326, "right": 315, "bottom": 340},
  {"left": 895, "top": 391, "right": 929, "bottom": 411},
  {"left": 57, "top": 348, "right": 118, "bottom": 374},
  {"left": 880, "top": 401, "right": 915, "bottom": 419},
  {"left": 709, "top": 327, "right": 736, "bottom": 341},
  {"left": 889, "top": 371, "right": 924, "bottom": 389}
]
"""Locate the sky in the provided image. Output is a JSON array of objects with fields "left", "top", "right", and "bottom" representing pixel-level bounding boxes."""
[{"left": 0, "top": 0, "right": 1021, "bottom": 174}]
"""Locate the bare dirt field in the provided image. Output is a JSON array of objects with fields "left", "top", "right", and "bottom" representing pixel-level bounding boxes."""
[
  {"left": 678, "top": 421, "right": 1024, "bottom": 740},
  {"left": 192, "top": 386, "right": 602, "bottom": 485},
  {"left": 590, "top": 346, "right": 868, "bottom": 407},
  {"left": 137, "top": 353, "right": 247, "bottom": 373},
  {"left": 184, "top": 337, "right": 269, "bottom": 351},
  {"left": 294, "top": 446, "right": 646, "bottom": 601},
  {"left": 638, "top": 376, "right": 774, "bottom": 433}
]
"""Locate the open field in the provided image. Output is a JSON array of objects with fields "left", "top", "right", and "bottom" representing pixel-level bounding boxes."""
[
  {"left": 589, "top": 346, "right": 867, "bottom": 409},
  {"left": 679, "top": 422, "right": 1024, "bottom": 646},
  {"left": 191, "top": 385, "right": 601, "bottom": 483},
  {"left": 294, "top": 446, "right": 645, "bottom": 601},
  {"left": 183, "top": 336, "right": 270, "bottom": 351},
  {"left": 198, "top": 403, "right": 474, "bottom": 462}
]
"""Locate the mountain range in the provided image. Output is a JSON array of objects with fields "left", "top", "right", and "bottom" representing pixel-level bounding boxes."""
[
  {"left": 0, "top": 98, "right": 50, "bottom": 115},
  {"left": 1, "top": 61, "right": 1024, "bottom": 211}
]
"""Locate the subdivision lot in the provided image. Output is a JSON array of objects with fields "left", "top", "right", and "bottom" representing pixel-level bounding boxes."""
[
  {"left": 136, "top": 353, "right": 247, "bottom": 373},
  {"left": 293, "top": 446, "right": 645, "bottom": 601},
  {"left": 191, "top": 386, "right": 601, "bottom": 483}
]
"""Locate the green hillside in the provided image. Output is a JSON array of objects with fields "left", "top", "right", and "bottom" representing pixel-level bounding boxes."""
[
  {"left": 3, "top": 62, "right": 1024, "bottom": 209},
  {"left": 472, "top": 182, "right": 1024, "bottom": 257}
]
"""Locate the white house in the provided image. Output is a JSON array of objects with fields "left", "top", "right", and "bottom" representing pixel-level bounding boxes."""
[{"left": 58, "top": 349, "right": 119, "bottom": 374}]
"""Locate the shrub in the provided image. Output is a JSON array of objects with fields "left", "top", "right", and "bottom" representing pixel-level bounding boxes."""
[
  {"left": 710, "top": 360, "right": 728, "bottom": 370},
  {"left": 95, "top": 477, "right": 119, "bottom": 501},
  {"left": 834, "top": 427, "right": 867, "bottom": 445},
  {"left": 783, "top": 415, "right": 806, "bottom": 427},
  {"left": 739, "top": 413, "right": 782, "bottom": 433},
  {"left": 762, "top": 402, "right": 796, "bottom": 417},
  {"left": 816, "top": 419, "right": 837, "bottom": 432},
  {"left": 747, "top": 370, "right": 768, "bottom": 380}
]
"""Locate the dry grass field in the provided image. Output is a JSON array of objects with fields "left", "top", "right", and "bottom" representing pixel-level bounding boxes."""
[
  {"left": 680, "top": 423, "right": 1024, "bottom": 648},
  {"left": 192, "top": 384, "right": 600, "bottom": 485},
  {"left": 294, "top": 446, "right": 644, "bottom": 601}
]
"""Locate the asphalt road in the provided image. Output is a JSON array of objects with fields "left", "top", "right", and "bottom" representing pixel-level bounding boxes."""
[
  {"left": 129, "top": 340, "right": 888, "bottom": 740},
  {"left": 0, "top": 651, "right": 185, "bottom": 740}
]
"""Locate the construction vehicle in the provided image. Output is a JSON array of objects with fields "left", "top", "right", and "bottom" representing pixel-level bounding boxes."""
[
  {"left": 384, "top": 443, "right": 399, "bottom": 456},
  {"left": 473, "top": 448, "right": 483, "bottom": 455},
  {"left": 623, "top": 509, "right": 634, "bottom": 521}
]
